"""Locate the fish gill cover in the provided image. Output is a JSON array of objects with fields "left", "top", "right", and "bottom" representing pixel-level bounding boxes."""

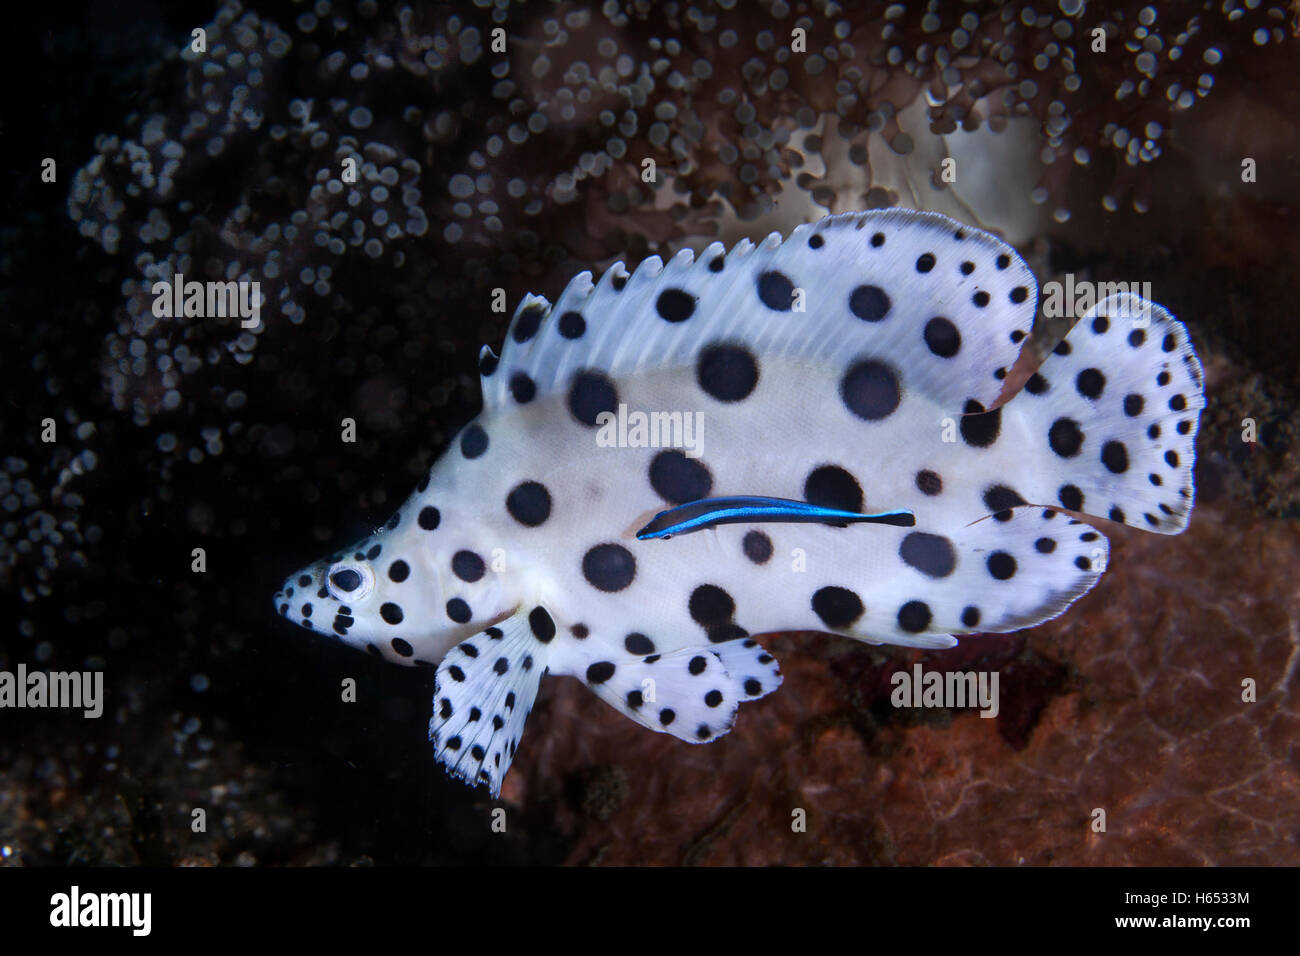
[{"left": 0, "top": 0, "right": 1296, "bottom": 866}]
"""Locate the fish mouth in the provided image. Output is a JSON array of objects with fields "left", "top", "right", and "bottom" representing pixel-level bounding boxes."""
[
  {"left": 272, "top": 569, "right": 324, "bottom": 630},
  {"left": 274, "top": 597, "right": 319, "bottom": 632}
]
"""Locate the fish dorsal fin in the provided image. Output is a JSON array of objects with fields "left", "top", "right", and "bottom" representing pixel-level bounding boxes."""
[{"left": 480, "top": 209, "right": 1038, "bottom": 415}]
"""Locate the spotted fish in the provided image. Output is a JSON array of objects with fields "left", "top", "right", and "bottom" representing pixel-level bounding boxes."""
[{"left": 274, "top": 209, "right": 1205, "bottom": 798}]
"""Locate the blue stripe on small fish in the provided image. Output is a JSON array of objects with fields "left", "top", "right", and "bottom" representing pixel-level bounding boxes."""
[{"left": 637, "top": 495, "right": 916, "bottom": 539}]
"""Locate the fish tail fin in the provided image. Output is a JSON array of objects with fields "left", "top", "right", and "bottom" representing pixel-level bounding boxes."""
[{"left": 1011, "top": 292, "right": 1205, "bottom": 534}]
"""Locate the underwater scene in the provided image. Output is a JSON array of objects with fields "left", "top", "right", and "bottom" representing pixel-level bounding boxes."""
[{"left": 2, "top": 0, "right": 1298, "bottom": 873}]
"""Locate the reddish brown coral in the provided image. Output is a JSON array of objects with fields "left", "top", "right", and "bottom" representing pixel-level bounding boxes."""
[{"left": 500, "top": 480, "right": 1299, "bottom": 865}]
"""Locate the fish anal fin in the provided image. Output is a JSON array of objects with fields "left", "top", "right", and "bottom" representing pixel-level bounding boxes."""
[
  {"left": 883, "top": 506, "right": 1108, "bottom": 643},
  {"left": 555, "top": 639, "right": 783, "bottom": 745}
]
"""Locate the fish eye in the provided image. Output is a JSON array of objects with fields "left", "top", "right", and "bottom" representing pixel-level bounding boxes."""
[{"left": 326, "top": 563, "right": 372, "bottom": 601}]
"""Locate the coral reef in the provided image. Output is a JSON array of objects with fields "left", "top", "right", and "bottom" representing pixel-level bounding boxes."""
[
  {"left": 1, "top": 0, "right": 1297, "bottom": 866},
  {"left": 62, "top": 0, "right": 1300, "bottom": 426},
  {"left": 512, "top": 363, "right": 1300, "bottom": 865}
]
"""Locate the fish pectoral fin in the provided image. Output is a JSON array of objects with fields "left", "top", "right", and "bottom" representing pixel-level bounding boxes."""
[
  {"left": 429, "top": 607, "right": 555, "bottom": 799},
  {"left": 551, "top": 637, "right": 783, "bottom": 744},
  {"left": 637, "top": 495, "right": 914, "bottom": 539}
]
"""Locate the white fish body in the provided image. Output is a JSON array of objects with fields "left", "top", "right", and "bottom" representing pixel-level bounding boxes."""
[{"left": 274, "top": 209, "right": 1205, "bottom": 797}]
